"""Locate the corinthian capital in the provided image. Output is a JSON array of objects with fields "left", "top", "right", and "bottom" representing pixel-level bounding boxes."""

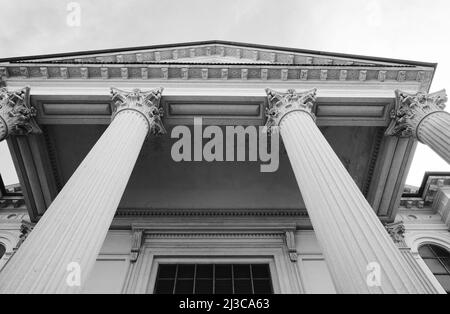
[
  {"left": 385, "top": 221, "right": 406, "bottom": 245},
  {"left": 110, "top": 87, "right": 166, "bottom": 135},
  {"left": 264, "top": 88, "right": 317, "bottom": 133},
  {"left": 385, "top": 89, "right": 448, "bottom": 138},
  {"left": 0, "top": 87, "right": 41, "bottom": 142}
]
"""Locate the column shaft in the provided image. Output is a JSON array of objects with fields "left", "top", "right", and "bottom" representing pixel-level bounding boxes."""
[
  {"left": 0, "top": 110, "right": 148, "bottom": 293},
  {"left": 280, "top": 111, "right": 429, "bottom": 293},
  {"left": 417, "top": 111, "right": 450, "bottom": 163}
]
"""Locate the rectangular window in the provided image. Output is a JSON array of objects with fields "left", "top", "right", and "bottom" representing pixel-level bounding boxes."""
[{"left": 154, "top": 264, "right": 273, "bottom": 294}]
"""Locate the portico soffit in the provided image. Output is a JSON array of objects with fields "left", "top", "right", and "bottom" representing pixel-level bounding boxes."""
[{"left": 28, "top": 93, "right": 394, "bottom": 127}]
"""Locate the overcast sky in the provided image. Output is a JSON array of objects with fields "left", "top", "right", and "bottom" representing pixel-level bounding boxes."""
[{"left": 0, "top": 0, "right": 449, "bottom": 186}]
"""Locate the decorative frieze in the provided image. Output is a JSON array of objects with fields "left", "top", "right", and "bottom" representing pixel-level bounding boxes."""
[
  {"left": 261, "top": 69, "right": 268, "bottom": 80},
  {"left": 300, "top": 69, "right": 308, "bottom": 80},
  {"left": 270, "top": 52, "right": 276, "bottom": 62},
  {"left": 399, "top": 198, "right": 425, "bottom": 209},
  {"left": 287, "top": 55, "right": 294, "bottom": 64},
  {"left": 0, "top": 198, "right": 26, "bottom": 209},
  {"left": 221, "top": 68, "right": 228, "bottom": 80},
  {"left": 0, "top": 65, "right": 433, "bottom": 84},
  {"left": 218, "top": 46, "right": 225, "bottom": 57},
  {"left": 115, "top": 208, "right": 308, "bottom": 217},
  {"left": 397, "top": 70, "right": 407, "bottom": 81},
  {"left": 378, "top": 70, "right": 386, "bottom": 82},
  {"left": 0, "top": 67, "right": 8, "bottom": 78},
  {"left": 110, "top": 87, "right": 166, "bottom": 135},
  {"left": 120, "top": 67, "right": 128, "bottom": 80},
  {"left": 251, "top": 50, "right": 258, "bottom": 61},
  {"left": 60, "top": 67, "right": 68, "bottom": 79},
  {"left": 161, "top": 67, "right": 168, "bottom": 80},
  {"left": 359, "top": 70, "right": 367, "bottom": 81},
  {"left": 154, "top": 51, "right": 161, "bottom": 62},
  {"left": 241, "top": 69, "right": 248, "bottom": 80},
  {"left": 19, "top": 67, "right": 29, "bottom": 78},
  {"left": 100, "top": 68, "right": 109, "bottom": 79},
  {"left": 39, "top": 67, "right": 48, "bottom": 79},
  {"left": 264, "top": 88, "right": 317, "bottom": 133},
  {"left": 0, "top": 87, "right": 41, "bottom": 142},
  {"left": 236, "top": 48, "right": 242, "bottom": 58},
  {"left": 201, "top": 68, "right": 208, "bottom": 80},
  {"left": 145, "top": 232, "right": 284, "bottom": 239},
  {"left": 417, "top": 71, "right": 425, "bottom": 82},
  {"left": 281, "top": 69, "right": 288, "bottom": 81},
  {"left": 141, "top": 68, "right": 148, "bottom": 80},
  {"left": 181, "top": 67, "right": 189, "bottom": 80},
  {"left": 80, "top": 67, "right": 89, "bottom": 79}
]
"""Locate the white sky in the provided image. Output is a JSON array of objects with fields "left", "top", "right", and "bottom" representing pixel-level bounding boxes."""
[{"left": 0, "top": 0, "right": 449, "bottom": 186}]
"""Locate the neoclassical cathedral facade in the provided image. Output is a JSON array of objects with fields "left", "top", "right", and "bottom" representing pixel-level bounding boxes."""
[{"left": 0, "top": 41, "right": 449, "bottom": 294}]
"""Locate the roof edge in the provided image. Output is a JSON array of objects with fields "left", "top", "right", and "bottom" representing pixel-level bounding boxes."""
[{"left": 0, "top": 40, "right": 438, "bottom": 69}]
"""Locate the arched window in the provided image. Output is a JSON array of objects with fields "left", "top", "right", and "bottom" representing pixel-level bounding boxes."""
[
  {"left": 0, "top": 244, "right": 5, "bottom": 260},
  {"left": 419, "top": 244, "right": 450, "bottom": 293}
]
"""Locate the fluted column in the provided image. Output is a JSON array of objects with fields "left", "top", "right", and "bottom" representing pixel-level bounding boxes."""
[
  {"left": 386, "top": 89, "right": 450, "bottom": 163},
  {"left": 265, "top": 88, "right": 434, "bottom": 294},
  {"left": 0, "top": 87, "right": 41, "bottom": 142},
  {"left": 0, "top": 88, "right": 165, "bottom": 294},
  {"left": 385, "top": 222, "right": 443, "bottom": 294}
]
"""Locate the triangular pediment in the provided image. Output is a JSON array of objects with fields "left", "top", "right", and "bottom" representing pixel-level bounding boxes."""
[
  {"left": 0, "top": 40, "right": 434, "bottom": 68},
  {"left": 0, "top": 41, "right": 435, "bottom": 89}
]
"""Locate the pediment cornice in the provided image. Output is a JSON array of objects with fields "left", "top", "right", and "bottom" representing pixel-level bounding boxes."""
[{"left": 0, "top": 42, "right": 435, "bottom": 91}]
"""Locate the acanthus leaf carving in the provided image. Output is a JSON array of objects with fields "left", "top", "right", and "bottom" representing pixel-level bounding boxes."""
[
  {"left": 264, "top": 88, "right": 317, "bottom": 134},
  {"left": 0, "top": 87, "right": 41, "bottom": 142},
  {"left": 385, "top": 221, "right": 406, "bottom": 245},
  {"left": 385, "top": 89, "right": 447, "bottom": 138},
  {"left": 110, "top": 87, "right": 166, "bottom": 136}
]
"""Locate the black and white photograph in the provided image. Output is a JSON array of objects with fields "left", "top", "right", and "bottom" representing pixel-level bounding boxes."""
[{"left": 0, "top": 0, "right": 449, "bottom": 298}]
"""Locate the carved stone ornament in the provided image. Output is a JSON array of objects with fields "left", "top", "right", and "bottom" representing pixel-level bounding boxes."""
[
  {"left": 110, "top": 87, "right": 166, "bottom": 136},
  {"left": 0, "top": 87, "right": 41, "bottom": 142},
  {"left": 285, "top": 231, "right": 298, "bottom": 262},
  {"left": 385, "top": 221, "right": 405, "bottom": 244},
  {"left": 15, "top": 220, "right": 35, "bottom": 252},
  {"left": 2, "top": 219, "right": 36, "bottom": 266},
  {"left": 130, "top": 229, "right": 144, "bottom": 263},
  {"left": 385, "top": 89, "right": 448, "bottom": 138},
  {"left": 264, "top": 88, "right": 317, "bottom": 134}
]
